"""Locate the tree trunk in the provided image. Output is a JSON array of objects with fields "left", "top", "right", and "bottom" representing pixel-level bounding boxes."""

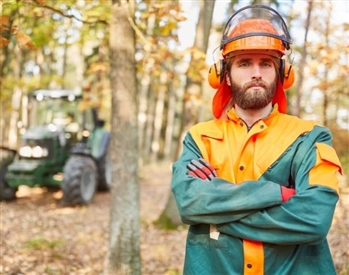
[
  {"left": 163, "top": 83, "right": 176, "bottom": 161},
  {"left": 154, "top": 192, "right": 182, "bottom": 229},
  {"left": 138, "top": 4, "right": 156, "bottom": 162},
  {"left": 8, "top": 46, "right": 22, "bottom": 148},
  {"left": 138, "top": 74, "right": 150, "bottom": 159},
  {"left": 61, "top": 27, "right": 70, "bottom": 89},
  {"left": 321, "top": 4, "right": 332, "bottom": 127},
  {"left": 104, "top": 1, "right": 141, "bottom": 274},
  {"left": 150, "top": 75, "right": 166, "bottom": 163},
  {"left": 8, "top": 87, "right": 21, "bottom": 148},
  {"left": 176, "top": 0, "right": 215, "bottom": 158},
  {"left": 143, "top": 87, "right": 155, "bottom": 161},
  {"left": 293, "top": 0, "right": 313, "bottom": 117}
]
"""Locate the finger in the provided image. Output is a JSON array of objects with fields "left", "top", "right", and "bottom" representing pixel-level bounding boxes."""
[
  {"left": 197, "top": 159, "right": 217, "bottom": 179},
  {"left": 188, "top": 170, "right": 208, "bottom": 180},
  {"left": 198, "top": 158, "right": 216, "bottom": 174},
  {"left": 187, "top": 164, "right": 208, "bottom": 180},
  {"left": 190, "top": 160, "right": 212, "bottom": 179}
]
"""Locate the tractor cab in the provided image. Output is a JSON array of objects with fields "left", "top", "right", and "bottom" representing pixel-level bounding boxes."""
[
  {"left": 2, "top": 89, "right": 111, "bottom": 205},
  {"left": 27, "top": 89, "right": 94, "bottom": 144}
]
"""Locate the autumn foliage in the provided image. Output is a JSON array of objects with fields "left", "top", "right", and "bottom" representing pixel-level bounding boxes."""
[{"left": 0, "top": 15, "right": 35, "bottom": 50}]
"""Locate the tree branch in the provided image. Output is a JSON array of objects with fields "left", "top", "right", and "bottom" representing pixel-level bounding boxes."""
[{"left": 31, "top": 0, "right": 109, "bottom": 26}]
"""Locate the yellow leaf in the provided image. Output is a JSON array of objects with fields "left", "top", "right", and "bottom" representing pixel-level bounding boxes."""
[
  {"left": 15, "top": 32, "right": 31, "bottom": 47},
  {"left": 0, "top": 15, "right": 10, "bottom": 32},
  {"left": 13, "top": 32, "right": 36, "bottom": 50},
  {"left": 175, "top": 14, "right": 187, "bottom": 22},
  {"left": 37, "top": 0, "right": 46, "bottom": 6},
  {"left": 88, "top": 62, "right": 108, "bottom": 73},
  {"left": 0, "top": 37, "right": 10, "bottom": 47},
  {"left": 1, "top": 15, "right": 10, "bottom": 26},
  {"left": 153, "top": 3, "right": 166, "bottom": 9},
  {"left": 26, "top": 41, "right": 36, "bottom": 50}
]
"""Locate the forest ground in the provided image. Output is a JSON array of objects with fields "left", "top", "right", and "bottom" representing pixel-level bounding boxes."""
[{"left": 1, "top": 163, "right": 348, "bottom": 275}]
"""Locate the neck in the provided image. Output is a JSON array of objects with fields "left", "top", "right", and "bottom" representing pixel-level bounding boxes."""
[{"left": 234, "top": 103, "right": 273, "bottom": 127}]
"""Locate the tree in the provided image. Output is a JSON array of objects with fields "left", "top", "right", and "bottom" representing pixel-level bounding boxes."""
[
  {"left": 177, "top": 0, "right": 215, "bottom": 152},
  {"left": 135, "top": 1, "right": 186, "bottom": 163},
  {"left": 157, "top": 0, "right": 216, "bottom": 228},
  {"left": 298, "top": 1, "right": 348, "bottom": 128},
  {"left": 0, "top": 0, "right": 112, "bottom": 147},
  {"left": 293, "top": 0, "right": 313, "bottom": 117},
  {"left": 104, "top": 0, "right": 141, "bottom": 274}
]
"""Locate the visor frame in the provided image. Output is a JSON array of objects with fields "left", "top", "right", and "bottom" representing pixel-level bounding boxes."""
[{"left": 220, "top": 4, "right": 292, "bottom": 52}]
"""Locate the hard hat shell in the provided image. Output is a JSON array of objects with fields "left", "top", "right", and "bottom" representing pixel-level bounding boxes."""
[
  {"left": 222, "top": 19, "right": 285, "bottom": 57},
  {"left": 220, "top": 5, "right": 292, "bottom": 57}
]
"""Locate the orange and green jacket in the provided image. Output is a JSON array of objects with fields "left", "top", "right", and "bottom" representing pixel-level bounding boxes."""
[{"left": 171, "top": 106, "right": 342, "bottom": 275}]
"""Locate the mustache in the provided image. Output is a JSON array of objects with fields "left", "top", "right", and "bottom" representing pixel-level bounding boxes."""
[{"left": 244, "top": 80, "right": 268, "bottom": 89}]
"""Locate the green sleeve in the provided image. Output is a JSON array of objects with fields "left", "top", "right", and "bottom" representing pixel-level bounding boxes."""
[
  {"left": 171, "top": 132, "right": 283, "bottom": 225},
  {"left": 216, "top": 127, "right": 340, "bottom": 245},
  {"left": 217, "top": 186, "right": 338, "bottom": 244}
]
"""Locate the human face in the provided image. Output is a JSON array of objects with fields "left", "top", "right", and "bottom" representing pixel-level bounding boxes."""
[{"left": 226, "top": 54, "right": 278, "bottom": 110}]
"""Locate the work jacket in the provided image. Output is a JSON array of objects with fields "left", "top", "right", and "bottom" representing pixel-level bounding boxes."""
[{"left": 171, "top": 106, "right": 342, "bottom": 275}]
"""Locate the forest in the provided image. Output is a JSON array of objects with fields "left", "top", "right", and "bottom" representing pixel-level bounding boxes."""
[{"left": 1, "top": 0, "right": 348, "bottom": 274}]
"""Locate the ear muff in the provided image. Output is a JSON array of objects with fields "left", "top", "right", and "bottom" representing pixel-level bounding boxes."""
[
  {"left": 208, "top": 60, "right": 225, "bottom": 89},
  {"left": 280, "top": 59, "right": 295, "bottom": 89}
]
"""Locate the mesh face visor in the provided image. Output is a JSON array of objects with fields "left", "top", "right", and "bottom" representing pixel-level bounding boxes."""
[{"left": 220, "top": 5, "right": 292, "bottom": 55}]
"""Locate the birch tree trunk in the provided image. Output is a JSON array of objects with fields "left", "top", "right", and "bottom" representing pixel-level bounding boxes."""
[{"left": 104, "top": 0, "right": 141, "bottom": 274}]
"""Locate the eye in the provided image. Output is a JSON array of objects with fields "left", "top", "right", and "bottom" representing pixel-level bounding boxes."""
[
  {"left": 261, "top": 61, "right": 273, "bottom": 67},
  {"left": 237, "top": 61, "right": 250, "bottom": 67}
]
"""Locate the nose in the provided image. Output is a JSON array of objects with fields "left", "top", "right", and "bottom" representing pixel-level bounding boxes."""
[{"left": 251, "top": 64, "right": 262, "bottom": 80}]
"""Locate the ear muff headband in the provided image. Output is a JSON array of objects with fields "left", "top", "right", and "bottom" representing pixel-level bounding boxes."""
[{"left": 208, "top": 58, "right": 294, "bottom": 90}]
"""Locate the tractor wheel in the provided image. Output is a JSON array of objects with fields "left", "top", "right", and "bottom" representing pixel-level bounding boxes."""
[
  {"left": 97, "top": 150, "right": 111, "bottom": 191},
  {"left": 0, "top": 164, "right": 17, "bottom": 201},
  {"left": 62, "top": 155, "right": 98, "bottom": 205}
]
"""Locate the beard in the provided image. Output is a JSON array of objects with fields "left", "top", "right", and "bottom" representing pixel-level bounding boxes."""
[{"left": 229, "top": 77, "right": 277, "bottom": 110}]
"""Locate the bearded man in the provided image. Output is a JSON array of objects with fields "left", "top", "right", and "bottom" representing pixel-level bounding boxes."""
[{"left": 171, "top": 4, "right": 342, "bottom": 275}]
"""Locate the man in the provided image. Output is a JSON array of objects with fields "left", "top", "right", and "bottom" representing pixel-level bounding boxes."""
[{"left": 171, "top": 4, "right": 342, "bottom": 275}]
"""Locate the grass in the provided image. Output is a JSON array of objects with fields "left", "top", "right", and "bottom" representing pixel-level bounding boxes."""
[{"left": 25, "top": 237, "right": 64, "bottom": 250}]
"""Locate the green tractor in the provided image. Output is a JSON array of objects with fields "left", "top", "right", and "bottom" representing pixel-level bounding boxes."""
[{"left": 0, "top": 89, "right": 111, "bottom": 205}]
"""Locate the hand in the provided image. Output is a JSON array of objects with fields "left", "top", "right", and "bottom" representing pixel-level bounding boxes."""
[
  {"left": 187, "top": 158, "right": 217, "bottom": 181},
  {"left": 281, "top": 186, "right": 295, "bottom": 202}
]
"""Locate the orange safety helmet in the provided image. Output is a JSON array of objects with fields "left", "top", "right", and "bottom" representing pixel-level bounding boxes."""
[{"left": 209, "top": 5, "right": 295, "bottom": 118}]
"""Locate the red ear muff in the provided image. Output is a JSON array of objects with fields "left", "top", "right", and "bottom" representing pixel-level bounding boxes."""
[
  {"left": 208, "top": 60, "right": 225, "bottom": 89},
  {"left": 280, "top": 59, "right": 295, "bottom": 89}
]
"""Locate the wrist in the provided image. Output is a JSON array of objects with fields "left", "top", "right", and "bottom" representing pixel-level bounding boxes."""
[{"left": 281, "top": 186, "right": 295, "bottom": 202}]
